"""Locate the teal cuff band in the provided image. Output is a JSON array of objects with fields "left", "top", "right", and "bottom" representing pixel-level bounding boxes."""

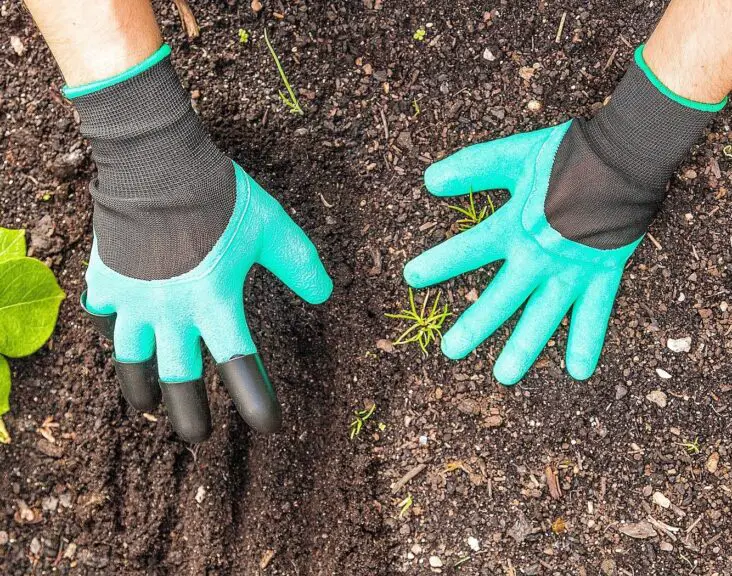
[
  {"left": 62, "top": 44, "right": 172, "bottom": 100},
  {"left": 636, "top": 44, "right": 728, "bottom": 112}
]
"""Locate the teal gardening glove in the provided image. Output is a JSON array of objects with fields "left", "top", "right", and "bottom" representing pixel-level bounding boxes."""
[
  {"left": 65, "top": 45, "right": 332, "bottom": 442},
  {"left": 405, "top": 46, "right": 727, "bottom": 385}
]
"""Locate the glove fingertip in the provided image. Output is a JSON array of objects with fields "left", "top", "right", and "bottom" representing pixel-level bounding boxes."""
[
  {"left": 440, "top": 333, "right": 471, "bottom": 361},
  {"left": 565, "top": 353, "right": 597, "bottom": 381},
  {"left": 492, "top": 357, "right": 524, "bottom": 387},
  {"left": 424, "top": 162, "right": 462, "bottom": 197},
  {"left": 306, "top": 274, "right": 333, "bottom": 305},
  {"left": 403, "top": 258, "right": 428, "bottom": 288}
]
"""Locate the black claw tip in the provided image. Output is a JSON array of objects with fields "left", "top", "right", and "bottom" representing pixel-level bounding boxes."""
[
  {"left": 218, "top": 354, "right": 282, "bottom": 434},
  {"left": 80, "top": 290, "right": 116, "bottom": 340},
  {"left": 160, "top": 379, "right": 212, "bottom": 443},
  {"left": 114, "top": 357, "right": 161, "bottom": 412}
]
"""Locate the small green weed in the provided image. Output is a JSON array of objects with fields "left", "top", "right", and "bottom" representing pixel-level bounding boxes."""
[
  {"left": 263, "top": 29, "right": 304, "bottom": 115},
  {"left": 398, "top": 493, "right": 413, "bottom": 517},
  {"left": 413, "top": 27, "right": 426, "bottom": 41},
  {"left": 681, "top": 438, "right": 700, "bottom": 455},
  {"left": 238, "top": 28, "right": 250, "bottom": 44},
  {"left": 449, "top": 189, "right": 494, "bottom": 231},
  {"left": 385, "top": 288, "right": 452, "bottom": 355},
  {"left": 411, "top": 98, "right": 421, "bottom": 117},
  {"left": 349, "top": 403, "right": 376, "bottom": 439}
]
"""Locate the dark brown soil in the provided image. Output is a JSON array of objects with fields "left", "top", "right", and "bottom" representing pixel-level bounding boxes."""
[{"left": 2, "top": 0, "right": 731, "bottom": 574}]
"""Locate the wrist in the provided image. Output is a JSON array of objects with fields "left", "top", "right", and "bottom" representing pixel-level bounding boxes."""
[{"left": 583, "top": 45, "right": 724, "bottom": 190}]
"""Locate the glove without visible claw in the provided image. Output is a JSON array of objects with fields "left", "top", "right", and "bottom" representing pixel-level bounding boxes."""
[{"left": 404, "top": 45, "right": 726, "bottom": 385}]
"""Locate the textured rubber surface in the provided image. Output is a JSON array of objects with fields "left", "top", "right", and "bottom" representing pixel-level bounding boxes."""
[
  {"left": 218, "top": 354, "right": 282, "bottom": 434},
  {"left": 160, "top": 379, "right": 212, "bottom": 443},
  {"left": 405, "top": 122, "right": 640, "bottom": 385},
  {"left": 545, "top": 57, "right": 715, "bottom": 249},
  {"left": 73, "top": 52, "right": 235, "bottom": 280},
  {"left": 114, "top": 358, "right": 160, "bottom": 412}
]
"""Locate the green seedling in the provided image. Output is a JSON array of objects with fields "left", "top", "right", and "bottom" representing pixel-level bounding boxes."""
[
  {"left": 238, "top": 28, "right": 250, "bottom": 44},
  {"left": 263, "top": 29, "right": 304, "bottom": 116},
  {"left": 449, "top": 189, "right": 495, "bottom": 231},
  {"left": 680, "top": 438, "right": 700, "bottom": 455},
  {"left": 385, "top": 288, "right": 452, "bottom": 355},
  {"left": 398, "top": 493, "right": 413, "bottom": 517},
  {"left": 724, "top": 144, "right": 732, "bottom": 159},
  {"left": 349, "top": 403, "right": 376, "bottom": 439},
  {"left": 0, "top": 227, "right": 65, "bottom": 444},
  {"left": 413, "top": 27, "right": 426, "bottom": 41},
  {"left": 412, "top": 98, "right": 421, "bottom": 117}
]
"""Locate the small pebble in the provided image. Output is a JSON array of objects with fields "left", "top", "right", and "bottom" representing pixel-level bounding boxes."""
[
  {"left": 666, "top": 337, "right": 691, "bottom": 353},
  {"left": 652, "top": 491, "right": 671, "bottom": 508},
  {"left": 655, "top": 368, "right": 672, "bottom": 379},
  {"left": 646, "top": 390, "right": 667, "bottom": 408},
  {"left": 468, "top": 536, "right": 480, "bottom": 551},
  {"left": 195, "top": 486, "right": 206, "bottom": 504},
  {"left": 429, "top": 555, "right": 443, "bottom": 568}
]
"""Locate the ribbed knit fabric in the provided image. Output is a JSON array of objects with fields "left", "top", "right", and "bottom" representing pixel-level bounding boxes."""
[
  {"left": 545, "top": 59, "right": 715, "bottom": 249},
  {"left": 74, "top": 54, "right": 235, "bottom": 280}
]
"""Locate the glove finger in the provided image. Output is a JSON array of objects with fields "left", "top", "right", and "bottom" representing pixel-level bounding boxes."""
[
  {"left": 493, "top": 278, "right": 578, "bottom": 385},
  {"left": 112, "top": 313, "right": 159, "bottom": 412},
  {"left": 156, "top": 325, "right": 210, "bottom": 443},
  {"left": 404, "top": 211, "right": 506, "bottom": 288},
  {"left": 218, "top": 355, "right": 282, "bottom": 434},
  {"left": 565, "top": 269, "right": 623, "bottom": 380},
  {"left": 424, "top": 130, "right": 548, "bottom": 197},
  {"left": 441, "top": 259, "right": 541, "bottom": 360},
  {"left": 80, "top": 290, "right": 115, "bottom": 340},
  {"left": 201, "top": 307, "right": 282, "bottom": 434},
  {"left": 258, "top": 201, "right": 333, "bottom": 305}
]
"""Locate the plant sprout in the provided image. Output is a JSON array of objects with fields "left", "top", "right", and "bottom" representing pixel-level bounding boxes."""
[
  {"left": 398, "top": 493, "right": 413, "bottom": 517},
  {"left": 681, "top": 438, "right": 700, "bottom": 454},
  {"left": 263, "top": 29, "right": 304, "bottom": 116},
  {"left": 412, "top": 98, "right": 421, "bottom": 117},
  {"left": 413, "top": 27, "right": 426, "bottom": 41},
  {"left": 349, "top": 403, "right": 376, "bottom": 439},
  {"left": 449, "top": 189, "right": 494, "bottom": 231},
  {"left": 385, "top": 288, "right": 452, "bottom": 355},
  {"left": 238, "top": 28, "right": 249, "bottom": 44}
]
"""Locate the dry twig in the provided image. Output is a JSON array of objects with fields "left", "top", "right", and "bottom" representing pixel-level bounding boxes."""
[{"left": 172, "top": 0, "right": 200, "bottom": 38}]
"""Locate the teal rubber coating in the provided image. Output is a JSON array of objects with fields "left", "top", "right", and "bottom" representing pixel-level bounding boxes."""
[
  {"left": 62, "top": 44, "right": 172, "bottom": 100},
  {"left": 84, "top": 162, "right": 333, "bottom": 385},
  {"left": 636, "top": 45, "right": 727, "bottom": 112},
  {"left": 404, "top": 122, "right": 641, "bottom": 385}
]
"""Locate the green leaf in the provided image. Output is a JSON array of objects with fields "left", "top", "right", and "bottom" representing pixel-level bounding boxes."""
[
  {"left": 0, "top": 355, "right": 10, "bottom": 444},
  {"left": 0, "top": 257, "right": 65, "bottom": 358},
  {"left": 0, "top": 227, "right": 27, "bottom": 263}
]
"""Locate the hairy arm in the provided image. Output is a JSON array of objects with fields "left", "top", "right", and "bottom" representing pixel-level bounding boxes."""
[
  {"left": 23, "top": 0, "right": 161, "bottom": 86},
  {"left": 644, "top": 0, "right": 732, "bottom": 103}
]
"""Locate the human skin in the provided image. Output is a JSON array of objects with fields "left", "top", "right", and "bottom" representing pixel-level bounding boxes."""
[{"left": 644, "top": 0, "right": 732, "bottom": 103}]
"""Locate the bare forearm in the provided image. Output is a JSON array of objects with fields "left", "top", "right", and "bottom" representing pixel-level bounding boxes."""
[
  {"left": 23, "top": 0, "right": 161, "bottom": 87},
  {"left": 645, "top": 0, "right": 732, "bottom": 103}
]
